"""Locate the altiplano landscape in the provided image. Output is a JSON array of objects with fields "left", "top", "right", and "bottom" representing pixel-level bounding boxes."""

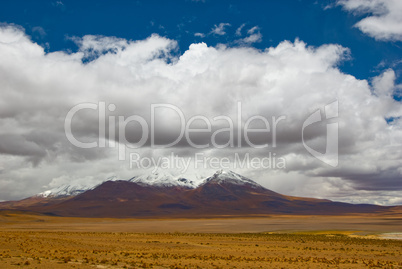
[
  {"left": 1, "top": 211, "right": 402, "bottom": 268},
  {"left": 1, "top": 1, "right": 402, "bottom": 268},
  {"left": 1, "top": 171, "right": 402, "bottom": 268},
  {"left": 2, "top": 230, "right": 402, "bottom": 268}
]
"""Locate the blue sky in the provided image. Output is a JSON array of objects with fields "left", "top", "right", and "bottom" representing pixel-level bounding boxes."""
[{"left": 0, "top": 0, "right": 401, "bottom": 204}]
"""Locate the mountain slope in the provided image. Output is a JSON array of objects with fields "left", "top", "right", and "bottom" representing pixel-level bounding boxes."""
[
  {"left": 0, "top": 171, "right": 200, "bottom": 211},
  {"left": 39, "top": 180, "right": 191, "bottom": 217},
  {"left": 37, "top": 176, "right": 119, "bottom": 198},
  {"left": 3, "top": 170, "right": 388, "bottom": 218}
]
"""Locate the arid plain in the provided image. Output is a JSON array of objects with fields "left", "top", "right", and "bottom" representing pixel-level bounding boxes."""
[{"left": 1, "top": 211, "right": 401, "bottom": 268}]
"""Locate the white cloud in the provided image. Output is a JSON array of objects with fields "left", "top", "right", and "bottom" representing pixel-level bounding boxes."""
[
  {"left": 247, "top": 26, "right": 259, "bottom": 34},
  {"left": 31, "top": 26, "right": 46, "bottom": 39},
  {"left": 235, "top": 23, "right": 246, "bottom": 36},
  {"left": 194, "top": 32, "right": 205, "bottom": 38},
  {"left": 236, "top": 26, "right": 262, "bottom": 44},
  {"left": 0, "top": 24, "right": 401, "bottom": 204},
  {"left": 372, "top": 68, "right": 396, "bottom": 97},
  {"left": 238, "top": 33, "right": 262, "bottom": 44},
  {"left": 338, "top": 0, "right": 402, "bottom": 41},
  {"left": 210, "top": 23, "right": 231, "bottom": 35}
]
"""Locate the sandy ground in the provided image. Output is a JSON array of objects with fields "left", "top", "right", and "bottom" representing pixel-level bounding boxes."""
[
  {"left": 1, "top": 212, "right": 402, "bottom": 234},
  {"left": 1, "top": 212, "right": 401, "bottom": 268}
]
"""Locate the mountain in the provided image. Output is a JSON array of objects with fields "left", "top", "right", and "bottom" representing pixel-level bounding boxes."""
[
  {"left": 0, "top": 170, "right": 396, "bottom": 217},
  {"left": 0, "top": 176, "right": 121, "bottom": 210},
  {"left": 37, "top": 176, "right": 119, "bottom": 198},
  {"left": 37, "top": 170, "right": 205, "bottom": 199},
  {"left": 204, "top": 170, "right": 266, "bottom": 188},
  {"left": 128, "top": 169, "right": 203, "bottom": 188}
]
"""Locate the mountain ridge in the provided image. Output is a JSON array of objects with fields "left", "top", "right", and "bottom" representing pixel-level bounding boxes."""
[
  {"left": 35, "top": 170, "right": 208, "bottom": 198},
  {"left": 0, "top": 170, "right": 398, "bottom": 218}
]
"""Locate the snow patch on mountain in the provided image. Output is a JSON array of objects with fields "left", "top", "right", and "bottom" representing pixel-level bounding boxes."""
[
  {"left": 203, "top": 170, "right": 263, "bottom": 188},
  {"left": 37, "top": 170, "right": 262, "bottom": 198},
  {"left": 38, "top": 176, "right": 118, "bottom": 198},
  {"left": 128, "top": 169, "right": 205, "bottom": 188}
]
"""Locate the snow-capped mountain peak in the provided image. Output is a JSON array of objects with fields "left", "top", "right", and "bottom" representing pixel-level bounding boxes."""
[
  {"left": 38, "top": 183, "right": 91, "bottom": 198},
  {"left": 36, "top": 170, "right": 261, "bottom": 198},
  {"left": 203, "top": 170, "right": 263, "bottom": 188},
  {"left": 128, "top": 169, "right": 200, "bottom": 188},
  {"left": 37, "top": 176, "right": 119, "bottom": 198}
]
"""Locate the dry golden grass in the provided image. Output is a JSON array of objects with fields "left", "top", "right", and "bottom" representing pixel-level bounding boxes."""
[
  {"left": 1, "top": 212, "right": 401, "bottom": 268},
  {"left": 0, "top": 231, "right": 401, "bottom": 268}
]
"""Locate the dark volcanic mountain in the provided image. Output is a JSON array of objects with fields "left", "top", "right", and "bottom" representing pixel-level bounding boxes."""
[{"left": 0, "top": 170, "right": 396, "bottom": 217}]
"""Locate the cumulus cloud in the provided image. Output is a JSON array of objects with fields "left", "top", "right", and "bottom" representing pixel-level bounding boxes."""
[
  {"left": 338, "top": 0, "right": 402, "bottom": 41},
  {"left": 0, "top": 24, "right": 401, "bottom": 204}
]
